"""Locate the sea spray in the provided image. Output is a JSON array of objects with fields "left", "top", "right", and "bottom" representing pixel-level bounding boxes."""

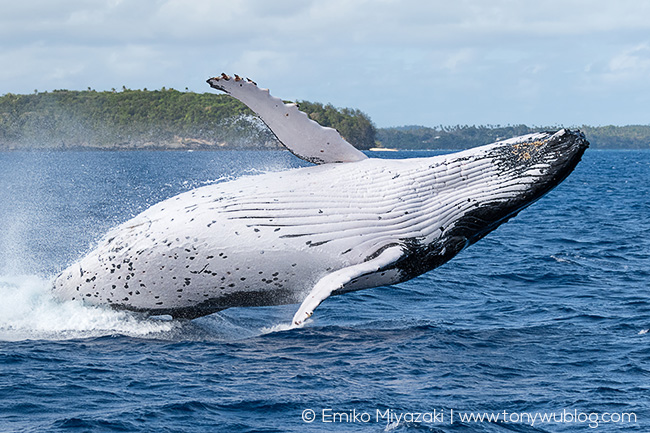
[{"left": 0, "top": 274, "right": 177, "bottom": 341}]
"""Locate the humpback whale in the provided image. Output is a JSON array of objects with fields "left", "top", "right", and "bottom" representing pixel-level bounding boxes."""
[{"left": 53, "top": 74, "right": 589, "bottom": 326}]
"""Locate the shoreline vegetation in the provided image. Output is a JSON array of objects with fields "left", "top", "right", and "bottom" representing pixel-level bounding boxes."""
[{"left": 1, "top": 88, "right": 648, "bottom": 150}]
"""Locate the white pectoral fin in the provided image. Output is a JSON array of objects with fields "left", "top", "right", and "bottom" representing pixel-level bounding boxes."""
[
  {"left": 207, "top": 74, "right": 368, "bottom": 164},
  {"left": 291, "top": 246, "right": 403, "bottom": 327}
]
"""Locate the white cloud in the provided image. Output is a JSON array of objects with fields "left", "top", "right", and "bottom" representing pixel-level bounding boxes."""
[
  {"left": 442, "top": 49, "right": 475, "bottom": 72},
  {"left": 607, "top": 43, "right": 650, "bottom": 76}
]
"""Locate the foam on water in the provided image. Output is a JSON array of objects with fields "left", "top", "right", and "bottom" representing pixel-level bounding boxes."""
[
  {"left": 0, "top": 273, "right": 305, "bottom": 342},
  {"left": 260, "top": 319, "right": 309, "bottom": 334},
  {"left": 0, "top": 274, "right": 179, "bottom": 341}
]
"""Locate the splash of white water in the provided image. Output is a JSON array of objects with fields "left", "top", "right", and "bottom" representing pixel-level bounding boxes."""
[{"left": 0, "top": 274, "right": 178, "bottom": 341}]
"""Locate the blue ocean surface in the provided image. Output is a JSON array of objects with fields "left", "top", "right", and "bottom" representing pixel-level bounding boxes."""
[{"left": 0, "top": 148, "right": 648, "bottom": 432}]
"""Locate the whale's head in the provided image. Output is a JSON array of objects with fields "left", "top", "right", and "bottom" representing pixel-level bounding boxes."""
[
  {"left": 397, "top": 129, "right": 589, "bottom": 279},
  {"left": 468, "top": 128, "right": 589, "bottom": 239},
  {"left": 470, "top": 129, "right": 589, "bottom": 231}
]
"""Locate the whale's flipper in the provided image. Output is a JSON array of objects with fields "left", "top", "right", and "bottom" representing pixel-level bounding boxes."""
[
  {"left": 207, "top": 74, "right": 368, "bottom": 164},
  {"left": 291, "top": 246, "right": 404, "bottom": 327}
]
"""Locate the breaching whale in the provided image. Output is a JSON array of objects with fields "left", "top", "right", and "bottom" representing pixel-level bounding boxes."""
[{"left": 53, "top": 74, "right": 589, "bottom": 326}]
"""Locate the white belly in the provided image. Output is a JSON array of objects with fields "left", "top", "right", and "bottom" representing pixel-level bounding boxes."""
[{"left": 53, "top": 158, "right": 421, "bottom": 316}]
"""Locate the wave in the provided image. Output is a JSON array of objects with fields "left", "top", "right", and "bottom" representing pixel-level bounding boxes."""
[{"left": 0, "top": 274, "right": 179, "bottom": 341}]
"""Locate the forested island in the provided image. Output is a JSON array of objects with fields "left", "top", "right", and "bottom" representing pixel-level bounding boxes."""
[
  {"left": 0, "top": 88, "right": 376, "bottom": 150},
  {"left": 1, "top": 89, "right": 648, "bottom": 150}
]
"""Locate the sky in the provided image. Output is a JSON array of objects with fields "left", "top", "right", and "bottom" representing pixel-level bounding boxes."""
[{"left": 2, "top": 0, "right": 650, "bottom": 128}]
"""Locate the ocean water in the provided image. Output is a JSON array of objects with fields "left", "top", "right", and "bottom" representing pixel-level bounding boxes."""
[{"left": 0, "top": 148, "right": 648, "bottom": 432}]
